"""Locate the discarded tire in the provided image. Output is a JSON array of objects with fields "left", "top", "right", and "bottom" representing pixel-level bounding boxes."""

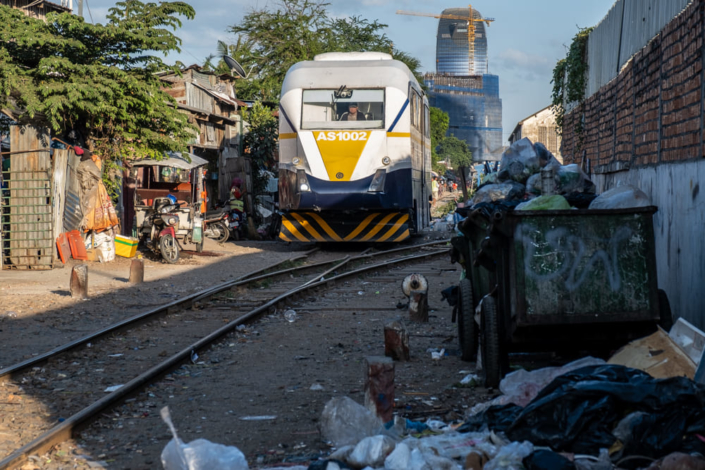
[
  {"left": 481, "top": 296, "right": 502, "bottom": 388},
  {"left": 458, "top": 278, "right": 477, "bottom": 361}
]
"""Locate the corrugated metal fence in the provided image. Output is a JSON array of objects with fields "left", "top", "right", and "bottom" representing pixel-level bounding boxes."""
[{"left": 586, "top": 0, "right": 693, "bottom": 97}]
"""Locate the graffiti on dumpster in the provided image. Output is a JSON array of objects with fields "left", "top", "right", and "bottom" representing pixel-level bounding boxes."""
[{"left": 515, "top": 224, "right": 634, "bottom": 292}]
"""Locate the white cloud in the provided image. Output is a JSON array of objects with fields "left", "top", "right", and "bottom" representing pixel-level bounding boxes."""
[{"left": 495, "top": 48, "right": 552, "bottom": 80}]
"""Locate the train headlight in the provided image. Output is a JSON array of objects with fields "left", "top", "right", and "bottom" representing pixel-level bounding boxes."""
[
  {"left": 296, "top": 169, "right": 311, "bottom": 193},
  {"left": 292, "top": 157, "right": 301, "bottom": 165},
  {"left": 368, "top": 169, "right": 386, "bottom": 193},
  {"left": 382, "top": 156, "right": 391, "bottom": 166}
]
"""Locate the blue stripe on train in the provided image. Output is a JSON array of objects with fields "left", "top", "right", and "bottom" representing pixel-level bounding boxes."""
[{"left": 298, "top": 168, "right": 413, "bottom": 210}]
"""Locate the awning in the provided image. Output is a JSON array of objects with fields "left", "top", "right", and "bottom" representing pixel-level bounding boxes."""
[{"left": 131, "top": 152, "right": 208, "bottom": 170}]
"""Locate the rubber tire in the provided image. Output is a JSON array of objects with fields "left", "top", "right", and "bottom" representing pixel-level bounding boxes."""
[
  {"left": 213, "top": 222, "right": 230, "bottom": 243},
  {"left": 232, "top": 229, "right": 240, "bottom": 241},
  {"left": 458, "top": 278, "right": 477, "bottom": 361},
  {"left": 195, "top": 239, "right": 204, "bottom": 253},
  {"left": 159, "top": 234, "right": 179, "bottom": 264},
  {"left": 658, "top": 289, "right": 673, "bottom": 332},
  {"left": 481, "top": 296, "right": 502, "bottom": 388}
]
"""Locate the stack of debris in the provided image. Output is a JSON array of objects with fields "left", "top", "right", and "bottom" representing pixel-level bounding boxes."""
[{"left": 470, "top": 138, "right": 650, "bottom": 213}]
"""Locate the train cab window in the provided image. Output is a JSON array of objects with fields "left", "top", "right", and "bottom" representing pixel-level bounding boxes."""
[{"left": 301, "top": 89, "right": 384, "bottom": 130}]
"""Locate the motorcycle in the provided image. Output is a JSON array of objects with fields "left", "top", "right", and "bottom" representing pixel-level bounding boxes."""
[
  {"left": 203, "top": 208, "right": 230, "bottom": 243},
  {"left": 143, "top": 197, "right": 181, "bottom": 263},
  {"left": 228, "top": 208, "right": 247, "bottom": 241}
]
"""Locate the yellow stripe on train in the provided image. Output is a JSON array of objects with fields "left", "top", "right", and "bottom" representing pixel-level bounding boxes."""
[{"left": 278, "top": 212, "right": 411, "bottom": 242}]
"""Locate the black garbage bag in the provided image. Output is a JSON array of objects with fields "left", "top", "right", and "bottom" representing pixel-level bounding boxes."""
[
  {"left": 505, "top": 365, "right": 705, "bottom": 456},
  {"left": 523, "top": 449, "right": 576, "bottom": 470},
  {"left": 441, "top": 285, "right": 458, "bottom": 307},
  {"left": 458, "top": 404, "right": 523, "bottom": 433}
]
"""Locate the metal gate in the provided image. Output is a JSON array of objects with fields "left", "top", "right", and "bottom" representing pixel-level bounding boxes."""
[{"left": 1, "top": 153, "right": 54, "bottom": 269}]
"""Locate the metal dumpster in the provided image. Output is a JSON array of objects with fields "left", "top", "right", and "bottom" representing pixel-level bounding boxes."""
[{"left": 450, "top": 206, "right": 672, "bottom": 387}]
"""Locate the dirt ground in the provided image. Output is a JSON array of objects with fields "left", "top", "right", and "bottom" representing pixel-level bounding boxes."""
[
  {"left": 0, "top": 238, "right": 314, "bottom": 369},
  {"left": 4, "top": 249, "right": 495, "bottom": 470}
]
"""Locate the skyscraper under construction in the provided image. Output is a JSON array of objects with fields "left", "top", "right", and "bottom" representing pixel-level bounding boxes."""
[{"left": 423, "top": 7, "right": 503, "bottom": 162}]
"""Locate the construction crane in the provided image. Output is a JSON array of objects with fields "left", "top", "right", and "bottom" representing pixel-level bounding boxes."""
[{"left": 397, "top": 5, "right": 495, "bottom": 74}]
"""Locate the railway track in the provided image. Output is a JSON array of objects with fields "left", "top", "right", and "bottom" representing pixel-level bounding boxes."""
[{"left": 0, "top": 240, "right": 450, "bottom": 469}]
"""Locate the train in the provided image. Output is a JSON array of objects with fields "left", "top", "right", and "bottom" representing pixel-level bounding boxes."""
[{"left": 277, "top": 51, "right": 432, "bottom": 242}]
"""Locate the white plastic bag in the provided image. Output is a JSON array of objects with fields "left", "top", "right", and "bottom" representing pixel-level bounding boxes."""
[
  {"left": 471, "top": 182, "right": 525, "bottom": 205},
  {"left": 160, "top": 407, "right": 248, "bottom": 470},
  {"left": 588, "top": 184, "right": 651, "bottom": 209},
  {"left": 347, "top": 435, "right": 396, "bottom": 468},
  {"left": 320, "top": 396, "right": 382, "bottom": 447},
  {"left": 415, "top": 431, "right": 493, "bottom": 460},
  {"left": 555, "top": 164, "right": 595, "bottom": 194},
  {"left": 484, "top": 441, "right": 534, "bottom": 470},
  {"left": 499, "top": 357, "right": 605, "bottom": 407}
]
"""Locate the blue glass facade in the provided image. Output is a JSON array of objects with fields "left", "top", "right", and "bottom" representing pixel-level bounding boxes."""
[
  {"left": 436, "top": 7, "right": 488, "bottom": 75},
  {"left": 427, "top": 7, "right": 503, "bottom": 162}
]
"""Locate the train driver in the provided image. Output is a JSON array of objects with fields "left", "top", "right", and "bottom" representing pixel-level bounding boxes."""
[{"left": 340, "top": 103, "right": 367, "bottom": 121}]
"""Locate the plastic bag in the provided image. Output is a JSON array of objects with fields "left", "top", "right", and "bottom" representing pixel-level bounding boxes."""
[
  {"left": 573, "top": 449, "right": 612, "bottom": 470},
  {"left": 387, "top": 444, "right": 459, "bottom": 470},
  {"left": 555, "top": 164, "right": 595, "bottom": 194},
  {"left": 320, "top": 397, "right": 382, "bottom": 447},
  {"left": 384, "top": 442, "right": 412, "bottom": 470},
  {"left": 515, "top": 195, "right": 571, "bottom": 211},
  {"left": 471, "top": 182, "right": 526, "bottom": 206},
  {"left": 498, "top": 138, "right": 541, "bottom": 184},
  {"left": 484, "top": 441, "right": 534, "bottom": 470},
  {"left": 347, "top": 435, "right": 396, "bottom": 468},
  {"left": 506, "top": 365, "right": 705, "bottom": 456},
  {"left": 523, "top": 449, "right": 576, "bottom": 470},
  {"left": 415, "top": 431, "right": 494, "bottom": 460},
  {"left": 499, "top": 357, "right": 606, "bottom": 407},
  {"left": 588, "top": 184, "right": 651, "bottom": 210},
  {"left": 160, "top": 407, "right": 248, "bottom": 470},
  {"left": 526, "top": 174, "right": 542, "bottom": 195}
]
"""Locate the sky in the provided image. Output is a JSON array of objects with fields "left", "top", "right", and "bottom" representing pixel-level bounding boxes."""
[{"left": 79, "top": 0, "right": 617, "bottom": 142}]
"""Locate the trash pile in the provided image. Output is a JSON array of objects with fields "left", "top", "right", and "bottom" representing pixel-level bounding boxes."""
[
  {"left": 159, "top": 330, "right": 705, "bottom": 469},
  {"left": 468, "top": 138, "right": 650, "bottom": 213}
]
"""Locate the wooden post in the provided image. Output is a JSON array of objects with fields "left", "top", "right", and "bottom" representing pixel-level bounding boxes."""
[
  {"left": 129, "top": 258, "right": 144, "bottom": 284},
  {"left": 409, "top": 291, "right": 429, "bottom": 323},
  {"left": 459, "top": 165, "right": 469, "bottom": 202},
  {"left": 364, "top": 356, "right": 394, "bottom": 422},
  {"left": 70, "top": 264, "right": 88, "bottom": 299},
  {"left": 384, "top": 321, "right": 410, "bottom": 361}
]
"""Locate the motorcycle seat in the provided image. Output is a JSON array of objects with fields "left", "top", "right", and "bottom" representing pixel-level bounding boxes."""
[{"left": 206, "top": 209, "right": 227, "bottom": 218}]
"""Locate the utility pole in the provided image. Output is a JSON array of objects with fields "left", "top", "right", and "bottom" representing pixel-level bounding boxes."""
[{"left": 77, "top": 0, "right": 83, "bottom": 18}]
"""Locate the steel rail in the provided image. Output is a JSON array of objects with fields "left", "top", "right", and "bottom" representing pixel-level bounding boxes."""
[
  {"left": 0, "top": 248, "right": 447, "bottom": 469},
  {"left": 0, "top": 240, "right": 447, "bottom": 379}
]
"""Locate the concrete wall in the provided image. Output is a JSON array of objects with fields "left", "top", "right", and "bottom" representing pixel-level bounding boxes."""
[
  {"left": 510, "top": 108, "right": 563, "bottom": 161},
  {"left": 592, "top": 161, "right": 705, "bottom": 329},
  {"left": 562, "top": 0, "right": 705, "bottom": 328}
]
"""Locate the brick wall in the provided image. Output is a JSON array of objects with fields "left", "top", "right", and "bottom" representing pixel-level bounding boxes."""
[{"left": 562, "top": 0, "right": 705, "bottom": 172}]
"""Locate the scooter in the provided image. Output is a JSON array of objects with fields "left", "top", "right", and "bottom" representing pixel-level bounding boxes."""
[
  {"left": 228, "top": 208, "right": 247, "bottom": 241},
  {"left": 203, "top": 208, "right": 230, "bottom": 243},
  {"left": 144, "top": 197, "right": 180, "bottom": 264}
]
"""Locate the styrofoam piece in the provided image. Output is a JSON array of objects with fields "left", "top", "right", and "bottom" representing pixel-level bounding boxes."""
[{"left": 669, "top": 318, "right": 705, "bottom": 366}]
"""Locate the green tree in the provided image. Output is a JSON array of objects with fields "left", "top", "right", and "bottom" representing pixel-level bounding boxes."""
[
  {"left": 437, "top": 135, "right": 472, "bottom": 199},
  {"left": 438, "top": 135, "right": 472, "bottom": 169},
  {"left": 429, "top": 107, "right": 449, "bottom": 172},
  {"left": 224, "top": 0, "right": 423, "bottom": 101},
  {"left": 242, "top": 102, "right": 278, "bottom": 198},
  {"left": 0, "top": 1, "right": 196, "bottom": 163}
]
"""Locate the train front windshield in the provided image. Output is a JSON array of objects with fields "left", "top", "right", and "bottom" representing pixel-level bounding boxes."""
[{"left": 301, "top": 89, "right": 384, "bottom": 130}]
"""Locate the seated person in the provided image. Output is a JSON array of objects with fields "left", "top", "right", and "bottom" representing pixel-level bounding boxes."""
[{"left": 339, "top": 103, "right": 367, "bottom": 121}]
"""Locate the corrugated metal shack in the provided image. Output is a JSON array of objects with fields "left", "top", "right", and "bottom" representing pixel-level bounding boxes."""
[{"left": 158, "top": 66, "right": 246, "bottom": 206}]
